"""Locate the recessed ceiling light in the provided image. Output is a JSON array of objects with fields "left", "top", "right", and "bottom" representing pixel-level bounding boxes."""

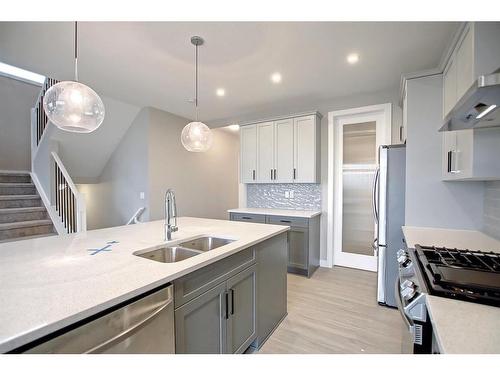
[
  {"left": 216, "top": 88, "right": 225, "bottom": 97},
  {"left": 271, "top": 72, "right": 282, "bottom": 84},
  {"left": 347, "top": 53, "right": 360, "bottom": 65},
  {"left": 226, "top": 124, "right": 240, "bottom": 131}
]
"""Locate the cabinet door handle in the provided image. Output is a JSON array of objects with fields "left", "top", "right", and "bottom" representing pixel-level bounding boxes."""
[
  {"left": 399, "top": 126, "right": 403, "bottom": 142},
  {"left": 293, "top": 168, "right": 296, "bottom": 180},
  {"left": 224, "top": 291, "right": 229, "bottom": 319},
  {"left": 270, "top": 169, "right": 273, "bottom": 180},
  {"left": 252, "top": 170, "right": 255, "bottom": 180},
  {"left": 274, "top": 169, "right": 277, "bottom": 180},
  {"left": 447, "top": 151, "right": 452, "bottom": 173},
  {"left": 230, "top": 289, "right": 234, "bottom": 316}
]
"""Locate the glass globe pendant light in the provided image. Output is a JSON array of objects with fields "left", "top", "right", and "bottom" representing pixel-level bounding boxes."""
[
  {"left": 181, "top": 36, "right": 213, "bottom": 152},
  {"left": 43, "top": 22, "right": 105, "bottom": 133}
]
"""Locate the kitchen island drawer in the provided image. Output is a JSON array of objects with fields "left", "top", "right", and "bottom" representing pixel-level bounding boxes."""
[
  {"left": 230, "top": 213, "right": 266, "bottom": 223},
  {"left": 174, "top": 247, "right": 256, "bottom": 308}
]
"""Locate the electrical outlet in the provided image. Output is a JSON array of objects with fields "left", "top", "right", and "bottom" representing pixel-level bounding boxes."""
[
  {"left": 139, "top": 192, "right": 145, "bottom": 200},
  {"left": 285, "top": 191, "right": 290, "bottom": 198},
  {"left": 290, "top": 191, "right": 294, "bottom": 198}
]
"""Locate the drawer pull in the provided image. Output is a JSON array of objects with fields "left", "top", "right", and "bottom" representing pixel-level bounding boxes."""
[
  {"left": 242, "top": 216, "right": 252, "bottom": 220},
  {"left": 280, "top": 220, "right": 292, "bottom": 223}
]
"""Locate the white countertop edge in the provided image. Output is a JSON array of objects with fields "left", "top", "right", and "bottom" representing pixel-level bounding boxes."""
[
  {"left": 227, "top": 208, "right": 321, "bottom": 218},
  {"left": 0, "top": 224, "right": 289, "bottom": 353}
]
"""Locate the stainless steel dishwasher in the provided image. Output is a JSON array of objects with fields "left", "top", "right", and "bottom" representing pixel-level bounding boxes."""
[{"left": 25, "top": 284, "right": 174, "bottom": 354}]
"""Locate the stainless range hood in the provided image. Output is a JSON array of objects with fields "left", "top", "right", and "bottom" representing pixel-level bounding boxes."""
[{"left": 440, "top": 68, "right": 500, "bottom": 132}]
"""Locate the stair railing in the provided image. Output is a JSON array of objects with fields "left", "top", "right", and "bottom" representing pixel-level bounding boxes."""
[
  {"left": 51, "top": 151, "right": 86, "bottom": 233},
  {"left": 126, "top": 207, "right": 146, "bottom": 225},
  {"left": 31, "top": 77, "right": 59, "bottom": 151}
]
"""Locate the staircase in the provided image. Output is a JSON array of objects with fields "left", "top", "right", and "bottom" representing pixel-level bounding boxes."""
[{"left": 0, "top": 171, "right": 55, "bottom": 243}]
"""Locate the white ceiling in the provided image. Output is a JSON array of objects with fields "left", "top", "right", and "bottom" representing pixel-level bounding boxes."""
[{"left": 0, "top": 22, "right": 458, "bottom": 123}]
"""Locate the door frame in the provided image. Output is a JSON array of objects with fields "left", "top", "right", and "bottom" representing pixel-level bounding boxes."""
[{"left": 326, "top": 103, "right": 391, "bottom": 271}]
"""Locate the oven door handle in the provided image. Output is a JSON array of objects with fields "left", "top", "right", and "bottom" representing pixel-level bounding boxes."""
[{"left": 395, "top": 277, "right": 414, "bottom": 332}]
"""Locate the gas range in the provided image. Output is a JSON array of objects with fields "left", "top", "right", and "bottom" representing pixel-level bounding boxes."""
[
  {"left": 396, "top": 244, "right": 500, "bottom": 353},
  {"left": 415, "top": 245, "right": 500, "bottom": 307}
]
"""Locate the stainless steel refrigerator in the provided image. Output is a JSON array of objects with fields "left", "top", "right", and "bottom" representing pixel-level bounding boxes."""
[{"left": 374, "top": 144, "right": 406, "bottom": 308}]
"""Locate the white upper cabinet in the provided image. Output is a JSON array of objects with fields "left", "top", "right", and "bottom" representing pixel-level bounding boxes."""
[
  {"left": 274, "top": 119, "right": 294, "bottom": 183},
  {"left": 240, "top": 125, "right": 257, "bottom": 183},
  {"left": 443, "top": 57, "right": 457, "bottom": 118},
  {"left": 256, "top": 121, "right": 275, "bottom": 183},
  {"left": 239, "top": 112, "right": 321, "bottom": 184},
  {"left": 455, "top": 27, "right": 474, "bottom": 100},
  {"left": 293, "top": 115, "right": 318, "bottom": 183},
  {"left": 440, "top": 22, "right": 500, "bottom": 181}
]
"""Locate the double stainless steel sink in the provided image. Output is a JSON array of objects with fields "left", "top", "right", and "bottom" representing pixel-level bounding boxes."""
[{"left": 135, "top": 236, "right": 235, "bottom": 263}]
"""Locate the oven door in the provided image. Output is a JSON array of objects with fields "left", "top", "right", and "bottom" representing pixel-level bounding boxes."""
[{"left": 395, "top": 278, "right": 415, "bottom": 354}]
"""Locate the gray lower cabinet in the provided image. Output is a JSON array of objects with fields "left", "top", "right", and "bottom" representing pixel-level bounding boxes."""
[
  {"left": 230, "top": 212, "right": 320, "bottom": 278},
  {"left": 175, "top": 265, "right": 257, "bottom": 354},
  {"left": 174, "top": 282, "right": 227, "bottom": 354},
  {"left": 174, "top": 234, "right": 287, "bottom": 353},
  {"left": 226, "top": 265, "right": 257, "bottom": 353}
]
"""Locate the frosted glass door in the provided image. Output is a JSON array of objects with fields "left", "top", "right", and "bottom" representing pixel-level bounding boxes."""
[{"left": 341, "top": 122, "right": 377, "bottom": 256}]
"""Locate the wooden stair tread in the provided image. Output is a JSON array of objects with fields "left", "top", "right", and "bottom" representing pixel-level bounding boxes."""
[{"left": 0, "top": 219, "right": 53, "bottom": 230}]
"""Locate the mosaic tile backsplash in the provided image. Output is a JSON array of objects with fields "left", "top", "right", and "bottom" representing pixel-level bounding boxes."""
[
  {"left": 484, "top": 181, "right": 500, "bottom": 241},
  {"left": 246, "top": 183, "right": 322, "bottom": 211}
]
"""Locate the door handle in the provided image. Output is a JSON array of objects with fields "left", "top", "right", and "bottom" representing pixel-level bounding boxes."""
[{"left": 230, "top": 289, "right": 234, "bottom": 315}]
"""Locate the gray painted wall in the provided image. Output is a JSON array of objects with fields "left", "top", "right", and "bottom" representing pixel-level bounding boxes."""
[
  {"left": 246, "top": 183, "right": 321, "bottom": 211},
  {"left": 79, "top": 108, "right": 150, "bottom": 230},
  {"left": 81, "top": 107, "right": 239, "bottom": 230},
  {"left": 484, "top": 181, "right": 500, "bottom": 240},
  {"left": 0, "top": 76, "right": 39, "bottom": 170},
  {"left": 405, "top": 75, "right": 484, "bottom": 229},
  {"left": 148, "top": 107, "right": 239, "bottom": 222}
]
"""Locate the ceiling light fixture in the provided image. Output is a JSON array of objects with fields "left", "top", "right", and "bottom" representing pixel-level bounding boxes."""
[
  {"left": 347, "top": 53, "right": 360, "bottom": 65},
  {"left": 181, "top": 36, "right": 213, "bottom": 153},
  {"left": 271, "top": 72, "right": 282, "bottom": 84},
  {"left": 43, "top": 22, "right": 105, "bottom": 133},
  {"left": 216, "top": 88, "right": 225, "bottom": 97}
]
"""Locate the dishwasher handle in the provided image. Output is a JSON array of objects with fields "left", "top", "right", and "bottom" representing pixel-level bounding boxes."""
[{"left": 85, "top": 293, "right": 173, "bottom": 353}]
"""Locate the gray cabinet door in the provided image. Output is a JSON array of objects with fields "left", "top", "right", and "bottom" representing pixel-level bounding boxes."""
[
  {"left": 226, "top": 265, "right": 257, "bottom": 354},
  {"left": 288, "top": 227, "right": 308, "bottom": 271},
  {"left": 174, "top": 282, "right": 227, "bottom": 354}
]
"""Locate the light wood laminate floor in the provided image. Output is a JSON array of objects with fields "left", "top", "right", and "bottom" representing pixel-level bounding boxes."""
[{"left": 259, "top": 266, "right": 405, "bottom": 354}]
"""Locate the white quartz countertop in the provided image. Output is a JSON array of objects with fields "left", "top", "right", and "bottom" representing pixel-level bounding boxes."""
[
  {"left": 403, "top": 225, "right": 500, "bottom": 252},
  {"left": 0, "top": 217, "right": 289, "bottom": 353},
  {"left": 228, "top": 207, "right": 321, "bottom": 218},
  {"left": 402, "top": 225, "right": 500, "bottom": 354}
]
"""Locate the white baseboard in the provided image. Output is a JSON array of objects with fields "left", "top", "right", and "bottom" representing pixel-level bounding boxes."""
[
  {"left": 320, "top": 259, "right": 332, "bottom": 268},
  {"left": 30, "top": 172, "right": 64, "bottom": 235}
]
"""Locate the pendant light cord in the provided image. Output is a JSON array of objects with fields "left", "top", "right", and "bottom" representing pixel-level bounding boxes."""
[
  {"left": 74, "top": 21, "right": 79, "bottom": 82},
  {"left": 195, "top": 42, "right": 199, "bottom": 122}
]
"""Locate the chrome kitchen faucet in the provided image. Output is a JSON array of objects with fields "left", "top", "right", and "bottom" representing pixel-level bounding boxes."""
[{"left": 164, "top": 189, "right": 178, "bottom": 241}]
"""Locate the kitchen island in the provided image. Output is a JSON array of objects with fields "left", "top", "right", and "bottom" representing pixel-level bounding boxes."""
[
  {"left": 0, "top": 217, "right": 289, "bottom": 353},
  {"left": 403, "top": 226, "right": 500, "bottom": 354}
]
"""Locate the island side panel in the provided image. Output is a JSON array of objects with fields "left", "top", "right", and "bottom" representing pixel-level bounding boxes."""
[{"left": 252, "top": 231, "right": 288, "bottom": 349}]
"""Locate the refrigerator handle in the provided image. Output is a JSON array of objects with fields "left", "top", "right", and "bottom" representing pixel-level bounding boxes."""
[{"left": 372, "top": 167, "right": 380, "bottom": 224}]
